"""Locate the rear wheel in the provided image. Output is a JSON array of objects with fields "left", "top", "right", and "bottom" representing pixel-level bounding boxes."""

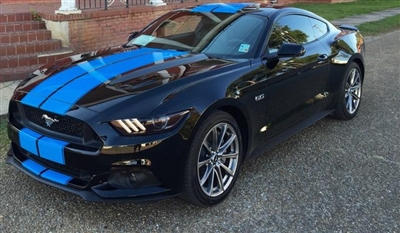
[
  {"left": 332, "top": 62, "right": 363, "bottom": 120},
  {"left": 181, "top": 111, "right": 242, "bottom": 206}
]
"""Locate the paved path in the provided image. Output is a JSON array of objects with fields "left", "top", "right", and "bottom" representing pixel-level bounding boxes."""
[
  {"left": 0, "top": 7, "right": 400, "bottom": 115},
  {"left": 331, "top": 7, "right": 400, "bottom": 26},
  {"left": 0, "top": 81, "right": 19, "bottom": 115}
]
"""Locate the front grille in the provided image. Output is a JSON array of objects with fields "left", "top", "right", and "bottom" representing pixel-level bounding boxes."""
[{"left": 24, "top": 105, "right": 84, "bottom": 137}]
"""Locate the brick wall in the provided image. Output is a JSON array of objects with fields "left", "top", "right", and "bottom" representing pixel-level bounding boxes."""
[{"left": 78, "top": 10, "right": 181, "bottom": 52}]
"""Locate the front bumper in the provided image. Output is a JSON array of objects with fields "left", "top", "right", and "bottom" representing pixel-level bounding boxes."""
[{"left": 6, "top": 149, "right": 178, "bottom": 202}]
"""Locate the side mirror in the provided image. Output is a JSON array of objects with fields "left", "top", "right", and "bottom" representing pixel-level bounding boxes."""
[
  {"left": 127, "top": 31, "right": 139, "bottom": 42},
  {"left": 277, "top": 43, "right": 306, "bottom": 57}
]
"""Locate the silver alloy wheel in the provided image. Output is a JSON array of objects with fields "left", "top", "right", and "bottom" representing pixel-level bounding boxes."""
[
  {"left": 344, "top": 67, "right": 362, "bottom": 114},
  {"left": 197, "top": 122, "right": 239, "bottom": 197}
]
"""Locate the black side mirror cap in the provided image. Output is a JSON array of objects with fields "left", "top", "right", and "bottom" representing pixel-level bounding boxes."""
[{"left": 277, "top": 43, "right": 306, "bottom": 57}]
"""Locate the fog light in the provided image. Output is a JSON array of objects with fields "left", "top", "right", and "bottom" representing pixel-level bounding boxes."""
[
  {"left": 108, "top": 167, "right": 161, "bottom": 189},
  {"left": 108, "top": 170, "right": 138, "bottom": 189}
]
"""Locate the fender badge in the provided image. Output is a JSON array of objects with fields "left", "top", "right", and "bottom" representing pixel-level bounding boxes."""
[{"left": 255, "top": 94, "right": 264, "bottom": 101}]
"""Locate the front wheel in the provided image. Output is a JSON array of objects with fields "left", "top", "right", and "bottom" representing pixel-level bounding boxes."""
[
  {"left": 332, "top": 62, "right": 363, "bottom": 120},
  {"left": 181, "top": 111, "right": 242, "bottom": 206}
]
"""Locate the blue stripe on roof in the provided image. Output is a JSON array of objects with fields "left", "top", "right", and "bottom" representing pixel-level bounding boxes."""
[
  {"left": 22, "top": 159, "right": 46, "bottom": 176},
  {"left": 20, "top": 48, "right": 163, "bottom": 109},
  {"left": 38, "top": 137, "right": 68, "bottom": 165},
  {"left": 191, "top": 4, "right": 219, "bottom": 13},
  {"left": 40, "top": 50, "right": 187, "bottom": 115},
  {"left": 191, "top": 3, "right": 251, "bottom": 13},
  {"left": 19, "top": 128, "right": 41, "bottom": 156},
  {"left": 41, "top": 169, "right": 72, "bottom": 185}
]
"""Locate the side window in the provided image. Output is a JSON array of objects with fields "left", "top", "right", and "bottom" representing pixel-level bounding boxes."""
[
  {"left": 309, "top": 18, "right": 328, "bottom": 39},
  {"left": 268, "top": 15, "right": 315, "bottom": 53}
]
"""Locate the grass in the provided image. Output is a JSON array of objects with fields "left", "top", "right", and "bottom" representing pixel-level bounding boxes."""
[
  {"left": 358, "top": 14, "right": 400, "bottom": 35},
  {"left": 291, "top": 0, "right": 400, "bottom": 20},
  {"left": 0, "top": 115, "right": 9, "bottom": 167}
]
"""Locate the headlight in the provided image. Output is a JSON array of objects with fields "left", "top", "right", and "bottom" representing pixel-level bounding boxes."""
[{"left": 110, "top": 110, "right": 190, "bottom": 135}]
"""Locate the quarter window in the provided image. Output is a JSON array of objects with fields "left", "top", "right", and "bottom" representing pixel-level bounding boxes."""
[{"left": 309, "top": 17, "right": 328, "bottom": 39}]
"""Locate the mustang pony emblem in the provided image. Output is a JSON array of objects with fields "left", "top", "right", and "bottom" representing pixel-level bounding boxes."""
[{"left": 42, "top": 114, "right": 59, "bottom": 127}]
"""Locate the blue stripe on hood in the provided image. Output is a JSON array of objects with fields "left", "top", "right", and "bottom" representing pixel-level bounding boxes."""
[
  {"left": 20, "top": 47, "right": 165, "bottom": 109},
  {"left": 21, "top": 48, "right": 186, "bottom": 115},
  {"left": 40, "top": 50, "right": 187, "bottom": 115}
]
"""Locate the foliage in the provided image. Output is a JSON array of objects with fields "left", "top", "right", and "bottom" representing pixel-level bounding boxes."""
[
  {"left": 29, "top": 7, "right": 42, "bottom": 21},
  {"left": 269, "top": 25, "right": 308, "bottom": 50}
]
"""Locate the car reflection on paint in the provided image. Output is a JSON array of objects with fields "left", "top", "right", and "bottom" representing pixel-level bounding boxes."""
[{"left": 6, "top": 3, "right": 365, "bottom": 206}]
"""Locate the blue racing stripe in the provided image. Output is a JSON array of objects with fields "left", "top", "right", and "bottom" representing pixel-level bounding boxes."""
[
  {"left": 20, "top": 48, "right": 164, "bottom": 109},
  {"left": 19, "top": 128, "right": 41, "bottom": 156},
  {"left": 21, "top": 65, "right": 88, "bottom": 108},
  {"left": 191, "top": 4, "right": 219, "bottom": 12},
  {"left": 41, "top": 169, "right": 72, "bottom": 185},
  {"left": 40, "top": 50, "right": 187, "bottom": 115},
  {"left": 191, "top": 3, "right": 250, "bottom": 13},
  {"left": 36, "top": 98, "right": 72, "bottom": 115},
  {"left": 38, "top": 137, "right": 68, "bottom": 165},
  {"left": 22, "top": 159, "right": 46, "bottom": 175},
  {"left": 101, "top": 47, "right": 163, "bottom": 64}
]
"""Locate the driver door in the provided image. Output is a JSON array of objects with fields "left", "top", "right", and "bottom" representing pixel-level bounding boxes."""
[{"left": 262, "top": 14, "right": 331, "bottom": 139}]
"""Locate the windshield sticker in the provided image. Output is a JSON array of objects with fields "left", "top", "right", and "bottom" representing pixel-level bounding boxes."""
[
  {"left": 238, "top": 44, "right": 250, "bottom": 53},
  {"left": 133, "top": 35, "right": 155, "bottom": 46}
]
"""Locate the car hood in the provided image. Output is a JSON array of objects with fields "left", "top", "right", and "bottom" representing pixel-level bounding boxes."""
[{"left": 15, "top": 46, "right": 238, "bottom": 118}]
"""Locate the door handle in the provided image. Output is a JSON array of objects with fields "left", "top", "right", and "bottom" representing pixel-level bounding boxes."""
[{"left": 318, "top": 54, "right": 328, "bottom": 62}]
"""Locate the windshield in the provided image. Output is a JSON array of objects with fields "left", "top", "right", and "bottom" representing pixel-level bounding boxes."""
[{"left": 126, "top": 11, "right": 265, "bottom": 59}]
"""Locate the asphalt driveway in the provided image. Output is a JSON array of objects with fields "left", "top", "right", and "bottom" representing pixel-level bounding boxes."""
[{"left": 0, "top": 31, "right": 399, "bottom": 232}]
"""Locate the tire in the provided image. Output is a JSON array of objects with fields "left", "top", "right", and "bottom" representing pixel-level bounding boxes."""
[
  {"left": 181, "top": 110, "right": 243, "bottom": 206},
  {"left": 332, "top": 62, "right": 363, "bottom": 120}
]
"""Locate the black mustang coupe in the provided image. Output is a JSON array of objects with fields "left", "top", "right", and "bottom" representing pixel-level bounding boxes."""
[{"left": 7, "top": 3, "right": 365, "bottom": 206}]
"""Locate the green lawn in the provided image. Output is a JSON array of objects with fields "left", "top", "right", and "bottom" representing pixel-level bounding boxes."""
[
  {"left": 291, "top": 0, "right": 400, "bottom": 20},
  {"left": 358, "top": 14, "right": 400, "bottom": 35}
]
